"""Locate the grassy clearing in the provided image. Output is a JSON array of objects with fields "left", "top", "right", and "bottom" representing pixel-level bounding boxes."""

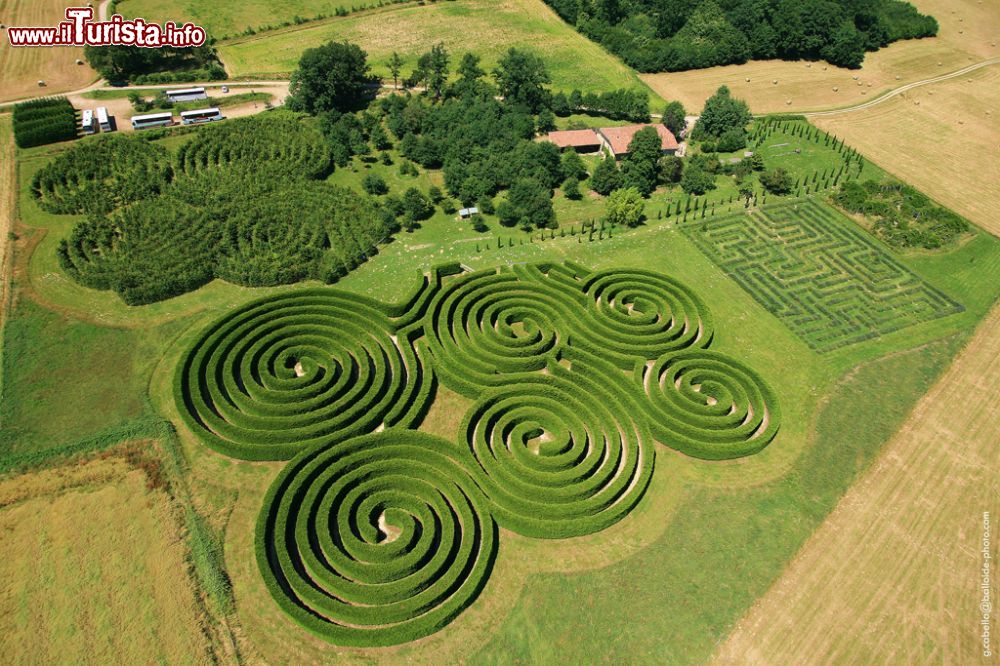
[
  {"left": 116, "top": 0, "right": 362, "bottom": 38},
  {"left": 812, "top": 64, "right": 1000, "bottom": 238},
  {"left": 0, "top": 0, "right": 98, "bottom": 102},
  {"left": 716, "top": 302, "right": 1000, "bottom": 664},
  {"left": 640, "top": 0, "right": 999, "bottom": 114},
  {"left": 0, "top": 454, "right": 213, "bottom": 664},
  {"left": 217, "top": 0, "right": 659, "bottom": 98}
]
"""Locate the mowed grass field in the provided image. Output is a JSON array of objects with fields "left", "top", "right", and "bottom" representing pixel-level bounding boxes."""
[
  {"left": 0, "top": 454, "right": 213, "bottom": 663},
  {"left": 812, "top": 64, "right": 1000, "bottom": 238},
  {"left": 217, "top": 0, "right": 659, "bottom": 97},
  {"left": 116, "top": 0, "right": 360, "bottom": 38},
  {"left": 641, "top": 0, "right": 999, "bottom": 113},
  {"left": 0, "top": 0, "right": 98, "bottom": 102},
  {"left": 715, "top": 299, "right": 1000, "bottom": 664}
]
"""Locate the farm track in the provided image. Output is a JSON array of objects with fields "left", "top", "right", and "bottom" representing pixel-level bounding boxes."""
[
  {"left": 803, "top": 58, "right": 1000, "bottom": 117},
  {"left": 714, "top": 301, "right": 1000, "bottom": 664}
]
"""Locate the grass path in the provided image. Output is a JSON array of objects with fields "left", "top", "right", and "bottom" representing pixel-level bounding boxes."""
[{"left": 714, "top": 301, "right": 1000, "bottom": 664}]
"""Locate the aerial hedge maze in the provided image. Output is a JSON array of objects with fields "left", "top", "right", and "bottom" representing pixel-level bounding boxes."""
[
  {"left": 683, "top": 200, "right": 964, "bottom": 353},
  {"left": 175, "top": 262, "right": 780, "bottom": 646}
]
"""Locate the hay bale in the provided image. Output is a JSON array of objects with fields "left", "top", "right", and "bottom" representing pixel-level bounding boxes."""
[
  {"left": 833, "top": 87, "right": 839, "bottom": 92},
  {"left": 786, "top": 99, "right": 792, "bottom": 105},
  {"left": 772, "top": 79, "right": 778, "bottom": 85}
]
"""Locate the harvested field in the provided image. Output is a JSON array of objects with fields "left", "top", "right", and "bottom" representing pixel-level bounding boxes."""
[
  {"left": 0, "top": 0, "right": 98, "bottom": 102},
  {"left": 217, "top": 0, "right": 657, "bottom": 97},
  {"left": 812, "top": 64, "right": 1000, "bottom": 238},
  {"left": 715, "top": 301, "right": 1000, "bottom": 664},
  {"left": 640, "top": 0, "right": 999, "bottom": 113},
  {"left": 0, "top": 455, "right": 213, "bottom": 663}
]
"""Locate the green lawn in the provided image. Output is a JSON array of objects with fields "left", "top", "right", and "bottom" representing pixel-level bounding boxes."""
[{"left": 216, "top": 0, "right": 661, "bottom": 99}]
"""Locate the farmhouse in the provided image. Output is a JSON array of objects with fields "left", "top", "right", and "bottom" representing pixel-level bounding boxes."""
[
  {"left": 539, "top": 129, "right": 602, "bottom": 153},
  {"left": 540, "top": 124, "right": 679, "bottom": 159},
  {"left": 165, "top": 87, "right": 208, "bottom": 103},
  {"left": 597, "top": 124, "right": 678, "bottom": 159}
]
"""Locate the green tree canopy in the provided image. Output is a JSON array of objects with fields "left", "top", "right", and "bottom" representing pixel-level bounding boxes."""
[
  {"left": 493, "top": 48, "right": 551, "bottom": 113},
  {"left": 287, "top": 41, "right": 375, "bottom": 114},
  {"left": 695, "top": 85, "right": 751, "bottom": 140},
  {"left": 605, "top": 187, "right": 645, "bottom": 227}
]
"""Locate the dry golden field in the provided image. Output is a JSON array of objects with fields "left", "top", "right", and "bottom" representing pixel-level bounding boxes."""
[
  {"left": 0, "top": 0, "right": 98, "bottom": 102},
  {"left": 0, "top": 454, "right": 214, "bottom": 664},
  {"left": 641, "top": 0, "right": 999, "bottom": 113},
  {"left": 812, "top": 64, "right": 1000, "bottom": 237},
  {"left": 714, "top": 302, "right": 1000, "bottom": 664}
]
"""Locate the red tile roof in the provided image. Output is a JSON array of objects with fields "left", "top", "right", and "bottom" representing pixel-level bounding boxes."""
[
  {"left": 540, "top": 129, "right": 602, "bottom": 149},
  {"left": 598, "top": 124, "right": 678, "bottom": 156}
]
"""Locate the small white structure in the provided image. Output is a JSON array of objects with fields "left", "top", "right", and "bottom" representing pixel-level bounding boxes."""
[
  {"left": 96, "top": 106, "right": 112, "bottom": 132},
  {"left": 458, "top": 207, "right": 480, "bottom": 219},
  {"left": 81, "top": 109, "right": 96, "bottom": 135},
  {"left": 165, "top": 87, "right": 207, "bottom": 103}
]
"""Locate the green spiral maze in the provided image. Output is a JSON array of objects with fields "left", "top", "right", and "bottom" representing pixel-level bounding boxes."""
[{"left": 174, "top": 262, "right": 780, "bottom": 645}]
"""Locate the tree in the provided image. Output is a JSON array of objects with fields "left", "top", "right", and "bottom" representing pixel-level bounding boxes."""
[
  {"left": 562, "top": 177, "right": 582, "bottom": 200},
  {"left": 621, "top": 126, "right": 662, "bottom": 196},
  {"left": 493, "top": 48, "right": 551, "bottom": 113},
  {"left": 821, "top": 23, "right": 867, "bottom": 69},
  {"left": 362, "top": 173, "right": 389, "bottom": 195},
  {"left": 747, "top": 152, "right": 765, "bottom": 171},
  {"left": 388, "top": 51, "right": 404, "bottom": 89},
  {"left": 560, "top": 150, "right": 588, "bottom": 181},
  {"left": 401, "top": 187, "right": 434, "bottom": 225},
  {"left": 411, "top": 43, "right": 450, "bottom": 100},
  {"left": 287, "top": 41, "right": 375, "bottom": 114},
  {"left": 536, "top": 108, "right": 557, "bottom": 133},
  {"left": 716, "top": 127, "right": 747, "bottom": 153},
  {"left": 662, "top": 100, "right": 687, "bottom": 139},
  {"left": 658, "top": 155, "right": 684, "bottom": 184},
  {"left": 760, "top": 167, "right": 793, "bottom": 194},
  {"left": 694, "top": 85, "right": 751, "bottom": 139},
  {"left": 506, "top": 178, "right": 555, "bottom": 228},
  {"left": 590, "top": 155, "right": 622, "bottom": 195},
  {"left": 605, "top": 187, "right": 645, "bottom": 227},
  {"left": 681, "top": 165, "right": 717, "bottom": 195},
  {"left": 451, "top": 52, "right": 491, "bottom": 98},
  {"left": 739, "top": 182, "right": 755, "bottom": 203}
]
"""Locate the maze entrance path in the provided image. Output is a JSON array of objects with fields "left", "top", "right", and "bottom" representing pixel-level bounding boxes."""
[{"left": 683, "top": 199, "right": 963, "bottom": 353}]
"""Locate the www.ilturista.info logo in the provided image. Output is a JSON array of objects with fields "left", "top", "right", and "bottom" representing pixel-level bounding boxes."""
[{"left": 6, "top": 7, "right": 206, "bottom": 48}]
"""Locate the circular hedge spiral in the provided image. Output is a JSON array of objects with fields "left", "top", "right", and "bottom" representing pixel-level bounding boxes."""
[
  {"left": 257, "top": 430, "right": 497, "bottom": 647},
  {"left": 639, "top": 350, "right": 780, "bottom": 459},
  {"left": 460, "top": 367, "right": 653, "bottom": 538},
  {"left": 175, "top": 261, "right": 781, "bottom": 646},
  {"left": 175, "top": 290, "right": 430, "bottom": 460},
  {"left": 575, "top": 269, "right": 714, "bottom": 366}
]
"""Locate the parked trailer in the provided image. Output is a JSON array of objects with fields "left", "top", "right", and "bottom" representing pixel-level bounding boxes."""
[
  {"left": 81, "top": 109, "right": 96, "bottom": 135},
  {"left": 131, "top": 112, "right": 174, "bottom": 130},
  {"left": 180, "top": 107, "right": 225, "bottom": 125},
  {"left": 165, "top": 87, "right": 207, "bottom": 103},
  {"left": 96, "top": 106, "right": 112, "bottom": 132}
]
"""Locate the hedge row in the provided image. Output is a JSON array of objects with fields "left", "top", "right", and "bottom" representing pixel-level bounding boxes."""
[
  {"left": 174, "top": 290, "right": 432, "bottom": 461},
  {"left": 12, "top": 97, "right": 77, "bottom": 148},
  {"left": 256, "top": 430, "right": 497, "bottom": 646},
  {"left": 175, "top": 261, "right": 782, "bottom": 645}
]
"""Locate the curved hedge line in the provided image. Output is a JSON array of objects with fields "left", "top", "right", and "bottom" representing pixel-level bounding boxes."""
[
  {"left": 256, "top": 430, "right": 497, "bottom": 646},
  {"left": 175, "top": 261, "right": 781, "bottom": 645},
  {"left": 175, "top": 289, "right": 431, "bottom": 461},
  {"left": 638, "top": 349, "right": 780, "bottom": 460}
]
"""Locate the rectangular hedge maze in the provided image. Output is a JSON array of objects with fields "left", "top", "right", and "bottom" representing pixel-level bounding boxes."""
[{"left": 683, "top": 199, "right": 964, "bottom": 353}]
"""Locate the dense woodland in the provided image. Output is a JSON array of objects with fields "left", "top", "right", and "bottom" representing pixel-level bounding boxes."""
[
  {"left": 543, "top": 0, "right": 938, "bottom": 71},
  {"left": 84, "top": 43, "right": 226, "bottom": 84}
]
